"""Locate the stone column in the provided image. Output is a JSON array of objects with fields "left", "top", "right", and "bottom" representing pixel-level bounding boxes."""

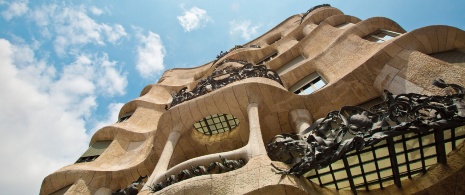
[
  {"left": 289, "top": 109, "right": 312, "bottom": 134},
  {"left": 246, "top": 103, "right": 267, "bottom": 158},
  {"left": 142, "top": 131, "right": 181, "bottom": 191}
]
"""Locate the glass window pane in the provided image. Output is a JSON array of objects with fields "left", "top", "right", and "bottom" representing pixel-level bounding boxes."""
[
  {"left": 301, "top": 86, "right": 314, "bottom": 95},
  {"left": 314, "top": 79, "right": 326, "bottom": 89},
  {"left": 194, "top": 123, "right": 201, "bottom": 128}
]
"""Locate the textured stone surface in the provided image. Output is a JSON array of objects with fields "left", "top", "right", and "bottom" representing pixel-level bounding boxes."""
[{"left": 40, "top": 4, "right": 465, "bottom": 195}]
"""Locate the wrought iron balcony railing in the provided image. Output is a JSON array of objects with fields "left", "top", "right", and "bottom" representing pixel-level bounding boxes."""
[
  {"left": 300, "top": 4, "right": 331, "bottom": 24},
  {"left": 267, "top": 79, "right": 465, "bottom": 193},
  {"left": 167, "top": 62, "right": 283, "bottom": 109}
]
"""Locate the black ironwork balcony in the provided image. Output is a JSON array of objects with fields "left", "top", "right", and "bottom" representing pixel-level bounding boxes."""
[
  {"left": 148, "top": 156, "right": 245, "bottom": 193},
  {"left": 300, "top": 4, "right": 331, "bottom": 24},
  {"left": 168, "top": 62, "right": 283, "bottom": 109},
  {"left": 267, "top": 79, "right": 465, "bottom": 193}
]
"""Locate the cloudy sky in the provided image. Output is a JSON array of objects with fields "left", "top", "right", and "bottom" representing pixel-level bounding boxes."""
[{"left": 0, "top": 0, "right": 464, "bottom": 194}]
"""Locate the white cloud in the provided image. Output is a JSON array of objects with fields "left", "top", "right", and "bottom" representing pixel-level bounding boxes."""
[
  {"left": 28, "top": 4, "right": 127, "bottom": 56},
  {"left": 29, "top": 3, "right": 56, "bottom": 27},
  {"left": 95, "top": 53, "right": 128, "bottom": 96},
  {"left": 0, "top": 39, "right": 88, "bottom": 195},
  {"left": 1, "top": 0, "right": 28, "bottom": 20},
  {"left": 0, "top": 39, "right": 127, "bottom": 194},
  {"left": 177, "top": 6, "right": 212, "bottom": 32},
  {"left": 229, "top": 20, "right": 261, "bottom": 40},
  {"left": 102, "top": 24, "right": 127, "bottom": 44},
  {"left": 136, "top": 31, "right": 166, "bottom": 79},
  {"left": 89, "top": 6, "right": 103, "bottom": 15}
]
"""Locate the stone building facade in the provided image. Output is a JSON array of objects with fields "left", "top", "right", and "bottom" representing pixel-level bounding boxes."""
[{"left": 41, "top": 4, "right": 465, "bottom": 195}]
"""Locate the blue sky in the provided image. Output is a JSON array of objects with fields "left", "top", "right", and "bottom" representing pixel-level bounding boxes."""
[{"left": 0, "top": 0, "right": 464, "bottom": 194}]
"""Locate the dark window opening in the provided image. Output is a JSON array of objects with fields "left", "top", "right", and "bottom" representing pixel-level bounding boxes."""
[
  {"left": 257, "top": 51, "right": 278, "bottom": 65},
  {"left": 118, "top": 111, "right": 134, "bottom": 123},
  {"left": 429, "top": 50, "right": 465, "bottom": 67},
  {"left": 75, "top": 140, "right": 112, "bottom": 164},
  {"left": 268, "top": 36, "right": 282, "bottom": 45}
]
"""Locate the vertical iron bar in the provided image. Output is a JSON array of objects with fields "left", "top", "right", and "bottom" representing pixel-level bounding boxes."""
[
  {"left": 434, "top": 129, "right": 447, "bottom": 164},
  {"left": 371, "top": 145, "right": 383, "bottom": 189},
  {"left": 418, "top": 134, "right": 427, "bottom": 173},
  {"left": 203, "top": 118, "right": 213, "bottom": 135},
  {"left": 387, "top": 138, "right": 402, "bottom": 188},
  {"left": 314, "top": 169, "right": 323, "bottom": 186},
  {"left": 224, "top": 114, "right": 233, "bottom": 131},
  {"left": 328, "top": 164, "right": 339, "bottom": 190},
  {"left": 356, "top": 150, "right": 369, "bottom": 191},
  {"left": 342, "top": 155, "right": 357, "bottom": 194},
  {"left": 401, "top": 134, "right": 412, "bottom": 179},
  {"left": 451, "top": 128, "right": 456, "bottom": 150}
]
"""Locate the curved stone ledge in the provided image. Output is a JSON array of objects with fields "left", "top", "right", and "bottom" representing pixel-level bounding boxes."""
[
  {"left": 323, "top": 14, "right": 361, "bottom": 28},
  {"left": 41, "top": 135, "right": 158, "bottom": 194},
  {"left": 148, "top": 147, "right": 247, "bottom": 190}
]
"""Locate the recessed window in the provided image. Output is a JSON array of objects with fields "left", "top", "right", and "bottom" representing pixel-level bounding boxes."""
[
  {"left": 276, "top": 55, "right": 306, "bottom": 75},
  {"left": 429, "top": 50, "right": 465, "bottom": 67},
  {"left": 118, "top": 112, "right": 134, "bottom": 123},
  {"left": 334, "top": 22, "right": 354, "bottom": 29},
  {"left": 364, "top": 29, "right": 401, "bottom": 42},
  {"left": 270, "top": 37, "right": 281, "bottom": 44},
  {"left": 257, "top": 51, "right": 278, "bottom": 65},
  {"left": 289, "top": 72, "right": 327, "bottom": 95},
  {"left": 75, "top": 140, "right": 112, "bottom": 163},
  {"left": 193, "top": 114, "right": 239, "bottom": 135},
  {"left": 267, "top": 35, "right": 282, "bottom": 45}
]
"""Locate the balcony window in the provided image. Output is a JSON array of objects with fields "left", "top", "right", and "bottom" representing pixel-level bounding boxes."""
[
  {"left": 276, "top": 55, "right": 306, "bottom": 75},
  {"left": 334, "top": 22, "right": 354, "bottom": 29},
  {"left": 429, "top": 49, "right": 465, "bottom": 67},
  {"left": 289, "top": 72, "right": 327, "bottom": 95},
  {"left": 364, "top": 29, "right": 401, "bottom": 43},
  {"left": 193, "top": 114, "right": 239, "bottom": 135},
  {"left": 267, "top": 35, "right": 282, "bottom": 45},
  {"left": 75, "top": 140, "right": 112, "bottom": 163},
  {"left": 118, "top": 111, "right": 134, "bottom": 123},
  {"left": 257, "top": 51, "right": 278, "bottom": 65}
]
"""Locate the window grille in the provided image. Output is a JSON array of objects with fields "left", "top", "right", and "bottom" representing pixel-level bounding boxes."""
[
  {"left": 306, "top": 127, "right": 465, "bottom": 193},
  {"left": 193, "top": 114, "right": 240, "bottom": 135}
]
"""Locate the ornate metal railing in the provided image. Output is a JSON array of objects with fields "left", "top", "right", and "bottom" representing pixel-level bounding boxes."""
[
  {"left": 215, "top": 50, "right": 229, "bottom": 62},
  {"left": 213, "top": 45, "right": 262, "bottom": 65},
  {"left": 214, "top": 58, "right": 249, "bottom": 68},
  {"left": 112, "top": 175, "right": 147, "bottom": 195},
  {"left": 267, "top": 79, "right": 465, "bottom": 178},
  {"left": 148, "top": 156, "right": 245, "bottom": 193},
  {"left": 300, "top": 4, "right": 331, "bottom": 24},
  {"left": 168, "top": 62, "right": 283, "bottom": 109},
  {"left": 228, "top": 44, "right": 262, "bottom": 52}
]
